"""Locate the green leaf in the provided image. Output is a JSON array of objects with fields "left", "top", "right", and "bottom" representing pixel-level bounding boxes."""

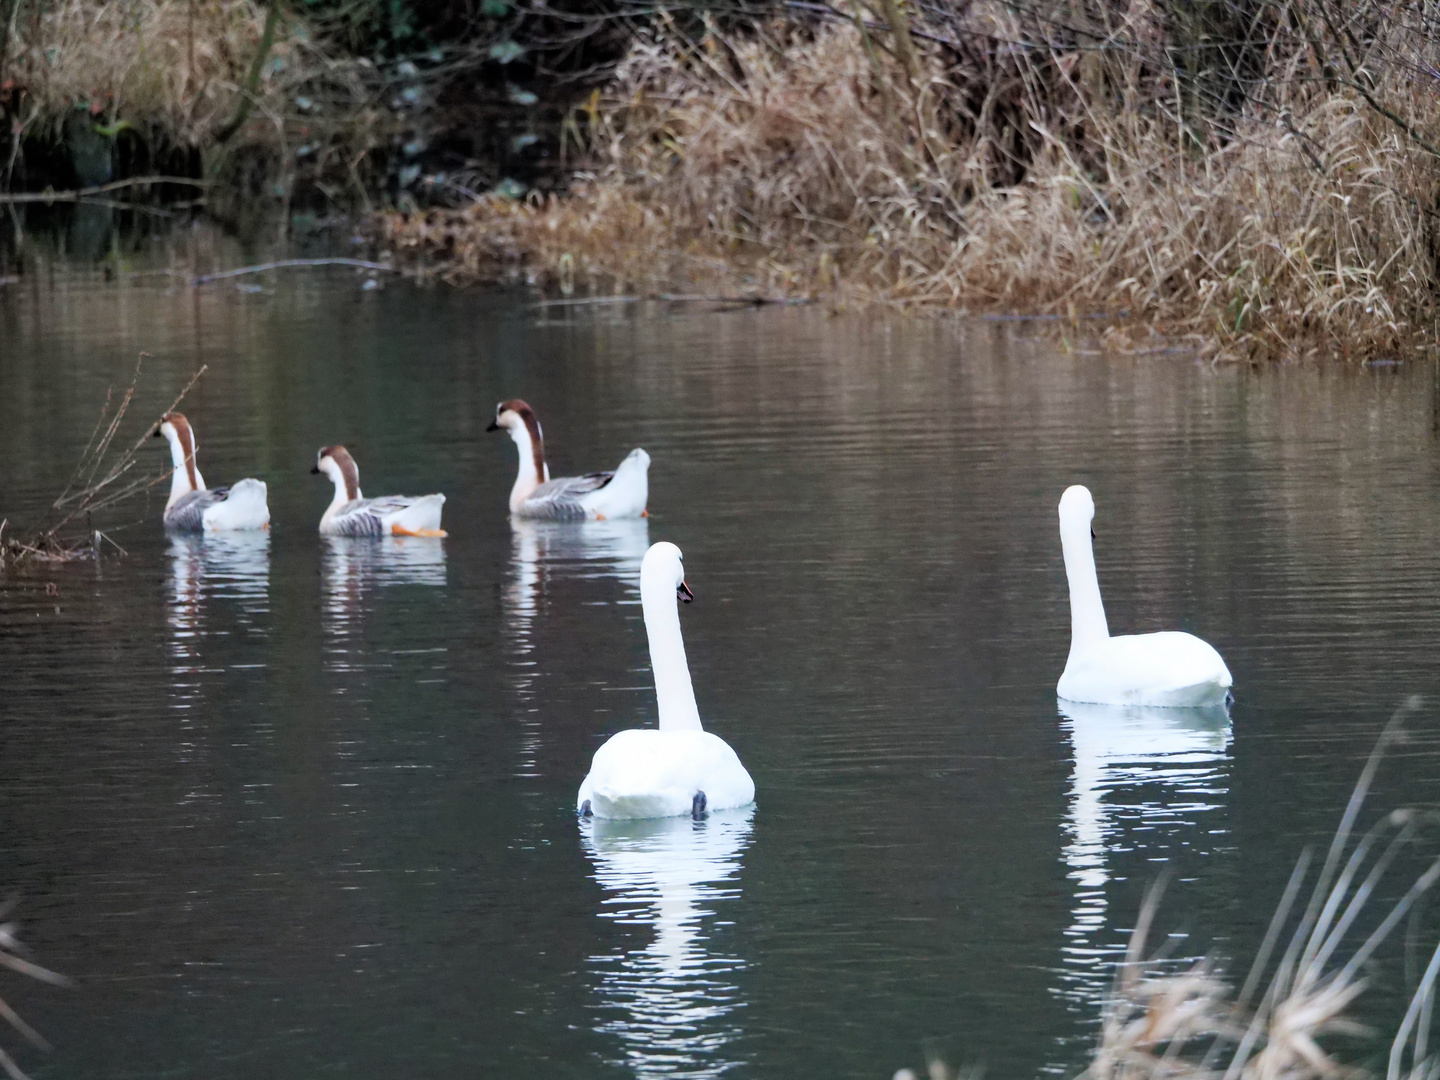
[{"left": 481, "top": 0, "right": 510, "bottom": 13}]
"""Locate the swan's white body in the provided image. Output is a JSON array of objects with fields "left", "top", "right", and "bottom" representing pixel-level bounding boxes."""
[
  {"left": 156, "top": 414, "right": 270, "bottom": 532},
  {"left": 314, "top": 446, "right": 446, "bottom": 537},
  {"left": 1057, "top": 485, "right": 1232, "bottom": 707},
  {"left": 490, "top": 399, "right": 649, "bottom": 520},
  {"left": 578, "top": 542, "right": 754, "bottom": 820}
]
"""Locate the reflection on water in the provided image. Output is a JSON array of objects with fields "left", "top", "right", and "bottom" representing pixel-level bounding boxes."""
[
  {"left": 165, "top": 531, "right": 271, "bottom": 710},
  {"left": 582, "top": 809, "right": 753, "bottom": 1079},
  {"left": 1056, "top": 701, "right": 1233, "bottom": 1011},
  {"left": 506, "top": 517, "right": 649, "bottom": 775},
  {"left": 322, "top": 536, "right": 447, "bottom": 672}
]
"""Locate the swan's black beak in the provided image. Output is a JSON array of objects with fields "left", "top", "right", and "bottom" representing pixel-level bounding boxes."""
[
  {"left": 677, "top": 580, "right": 694, "bottom": 603},
  {"left": 485, "top": 419, "right": 500, "bottom": 432}
]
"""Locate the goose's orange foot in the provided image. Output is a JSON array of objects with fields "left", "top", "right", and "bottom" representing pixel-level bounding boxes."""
[
  {"left": 594, "top": 513, "right": 607, "bottom": 521},
  {"left": 262, "top": 522, "right": 270, "bottom": 531},
  {"left": 641, "top": 509, "right": 649, "bottom": 518},
  {"left": 391, "top": 525, "right": 448, "bottom": 537}
]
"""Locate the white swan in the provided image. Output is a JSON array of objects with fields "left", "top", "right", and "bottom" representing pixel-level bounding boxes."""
[
  {"left": 578, "top": 542, "right": 754, "bottom": 820},
  {"left": 312, "top": 445, "right": 447, "bottom": 537},
  {"left": 1057, "top": 485, "right": 1232, "bottom": 707},
  {"left": 153, "top": 413, "right": 270, "bottom": 532},
  {"left": 488, "top": 399, "right": 649, "bottom": 520}
]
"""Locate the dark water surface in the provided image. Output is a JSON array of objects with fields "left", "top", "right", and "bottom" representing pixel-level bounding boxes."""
[{"left": 4, "top": 225, "right": 1440, "bottom": 1078}]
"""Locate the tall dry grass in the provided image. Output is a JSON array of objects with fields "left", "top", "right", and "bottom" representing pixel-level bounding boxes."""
[
  {"left": 378, "top": 1, "right": 1440, "bottom": 361},
  {"left": 0, "top": 0, "right": 401, "bottom": 203}
]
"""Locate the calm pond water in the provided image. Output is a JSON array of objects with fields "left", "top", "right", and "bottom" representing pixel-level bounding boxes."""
[{"left": 4, "top": 218, "right": 1440, "bottom": 1079}]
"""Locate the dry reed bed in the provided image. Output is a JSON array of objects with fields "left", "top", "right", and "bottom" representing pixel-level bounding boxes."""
[
  {"left": 0, "top": 0, "right": 402, "bottom": 201},
  {"left": 378, "top": 2, "right": 1440, "bottom": 361}
]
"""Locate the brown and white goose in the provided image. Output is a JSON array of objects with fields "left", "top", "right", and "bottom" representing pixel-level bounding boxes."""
[
  {"left": 487, "top": 399, "right": 649, "bottom": 520},
  {"left": 153, "top": 412, "right": 270, "bottom": 532},
  {"left": 312, "top": 446, "right": 446, "bottom": 537}
]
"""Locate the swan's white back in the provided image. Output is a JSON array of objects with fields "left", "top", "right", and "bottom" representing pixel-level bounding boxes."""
[
  {"left": 578, "top": 542, "right": 755, "bottom": 819},
  {"left": 1056, "top": 485, "right": 1232, "bottom": 707}
]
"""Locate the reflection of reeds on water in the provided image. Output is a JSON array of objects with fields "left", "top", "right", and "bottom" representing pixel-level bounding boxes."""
[
  {"left": 581, "top": 808, "right": 752, "bottom": 1078},
  {"left": 1059, "top": 701, "right": 1233, "bottom": 1012},
  {"left": 506, "top": 517, "right": 648, "bottom": 776}
]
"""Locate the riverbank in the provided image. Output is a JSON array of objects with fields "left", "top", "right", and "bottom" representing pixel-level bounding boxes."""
[{"left": 375, "top": 2, "right": 1440, "bottom": 363}]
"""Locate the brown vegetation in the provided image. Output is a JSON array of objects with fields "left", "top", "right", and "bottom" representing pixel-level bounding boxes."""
[{"left": 378, "top": 1, "right": 1440, "bottom": 361}]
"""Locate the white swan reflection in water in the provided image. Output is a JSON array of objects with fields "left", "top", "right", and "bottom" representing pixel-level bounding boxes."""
[
  {"left": 321, "top": 536, "right": 447, "bottom": 675},
  {"left": 582, "top": 808, "right": 753, "bottom": 1079},
  {"left": 165, "top": 532, "right": 271, "bottom": 760},
  {"left": 507, "top": 517, "right": 649, "bottom": 776},
  {"left": 1057, "top": 700, "right": 1233, "bottom": 1012}
]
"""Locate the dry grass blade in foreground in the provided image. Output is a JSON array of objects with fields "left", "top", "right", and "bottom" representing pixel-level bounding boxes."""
[
  {"left": 0, "top": 358, "right": 206, "bottom": 566},
  {"left": 895, "top": 701, "right": 1440, "bottom": 1080},
  {"left": 379, "top": 0, "right": 1440, "bottom": 361},
  {"left": 1089, "top": 701, "right": 1439, "bottom": 1080},
  {"left": 0, "top": 898, "right": 70, "bottom": 1080}
]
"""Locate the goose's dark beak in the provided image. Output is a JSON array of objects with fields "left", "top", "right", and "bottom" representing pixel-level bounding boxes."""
[
  {"left": 310, "top": 464, "right": 321, "bottom": 474},
  {"left": 1091, "top": 526, "right": 1096, "bottom": 541},
  {"left": 151, "top": 428, "right": 162, "bottom": 439},
  {"left": 485, "top": 419, "right": 500, "bottom": 432},
  {"left": 677, "top": 580, "right": 694, "bottom": 603}
]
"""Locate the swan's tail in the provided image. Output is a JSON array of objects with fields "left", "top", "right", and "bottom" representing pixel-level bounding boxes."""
[
  {"left": 595, "top": 448, "right": 650, "bottom": 519},
  {"left": 387, "top": 494, "right": 446, "bottom": 536},
  {"left": 206, "top": 478, "right": 270, "bottom": 531}
]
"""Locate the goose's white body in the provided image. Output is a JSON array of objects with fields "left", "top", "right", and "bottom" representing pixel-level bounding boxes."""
[
  {"left": 491, "top": 400, "right": 649, "bottom": 520},
  {"left": 578, "top": 542, "right": 754, "bottom": 820},
  {"left": 157, "top": 415, "right": 270, "bottom": 532},
  {"left": 1057, "top": 485, "right": 1232, "bottom": 708},
  {"left": 314, "top": 447, "right": 446, "bottom": 538}
]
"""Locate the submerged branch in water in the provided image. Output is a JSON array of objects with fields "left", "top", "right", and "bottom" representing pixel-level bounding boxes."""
[
  {"left": 187, "top": 258, "right": 400, "bottom": 286},
  {"left": 0, "top": 176, "right": 210, "bottom": 205},
  {"left": 2, "top": 357, "right": 206, "bottom": 568}
]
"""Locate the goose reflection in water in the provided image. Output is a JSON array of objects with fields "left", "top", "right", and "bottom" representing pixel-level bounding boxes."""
[
  {"left": 165, "top": 532, "right": 271, "bottom": 756},
  {"left": 507, "top": 517, "right": 649, "bottom": 775},
  {"left": 1057, "top": 700, "right": 1232, "bottom": 1012},
  {"left": 582, "top": 808, "right": 753, "bottom": 1079},
  {"left": 322, "top": 536, "right": 447, "bottom": 674}
]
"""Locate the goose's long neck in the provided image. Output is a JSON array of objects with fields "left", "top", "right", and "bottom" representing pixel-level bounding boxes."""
[
  {"left": 163, "top": 428, "right": 205, "bottom": 510},
  {"left": 324, "top": 468, "right": 360, "bottom": 520},
  {"left": 507, "top": 419, "right": 549, "bottom": 513},
  {"left": 1061, "top": 518, "right": 1110, "bottom": 657},
  {"left": 643, "top": 579, "right": 702, "bottom": 732}
]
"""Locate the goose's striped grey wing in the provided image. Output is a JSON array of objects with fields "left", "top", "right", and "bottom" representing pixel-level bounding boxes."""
[
  {"left": 519, "top": 472, "right": 614, "bottom": 520},
  {"left": 164, "top": 488, "right": 230, "bottom": 531},
  {"left": 328, "top": 496, "right": 418, "bottom": 536}
]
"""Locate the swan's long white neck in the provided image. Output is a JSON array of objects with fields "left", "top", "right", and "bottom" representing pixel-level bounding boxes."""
[
  {"left": 642, "top": 567, "right": 702, "bottom": 732},
  {"left": 1060, "top": 500, "right": 1110, "bottom": 659},
  {"left": 506, "top": 416, "right": 550, "bottom": 513},
  {"left": 162, "top": 426, "right": 205, "bottom": 510}
]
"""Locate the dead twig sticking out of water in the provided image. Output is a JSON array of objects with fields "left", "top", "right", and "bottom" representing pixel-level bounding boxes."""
[
  {"left": 1, "top": 356, "right": 206, "bottom": 568},
  {"left": 0, "top": 897, "right": 70, "bottom": 1080}
]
